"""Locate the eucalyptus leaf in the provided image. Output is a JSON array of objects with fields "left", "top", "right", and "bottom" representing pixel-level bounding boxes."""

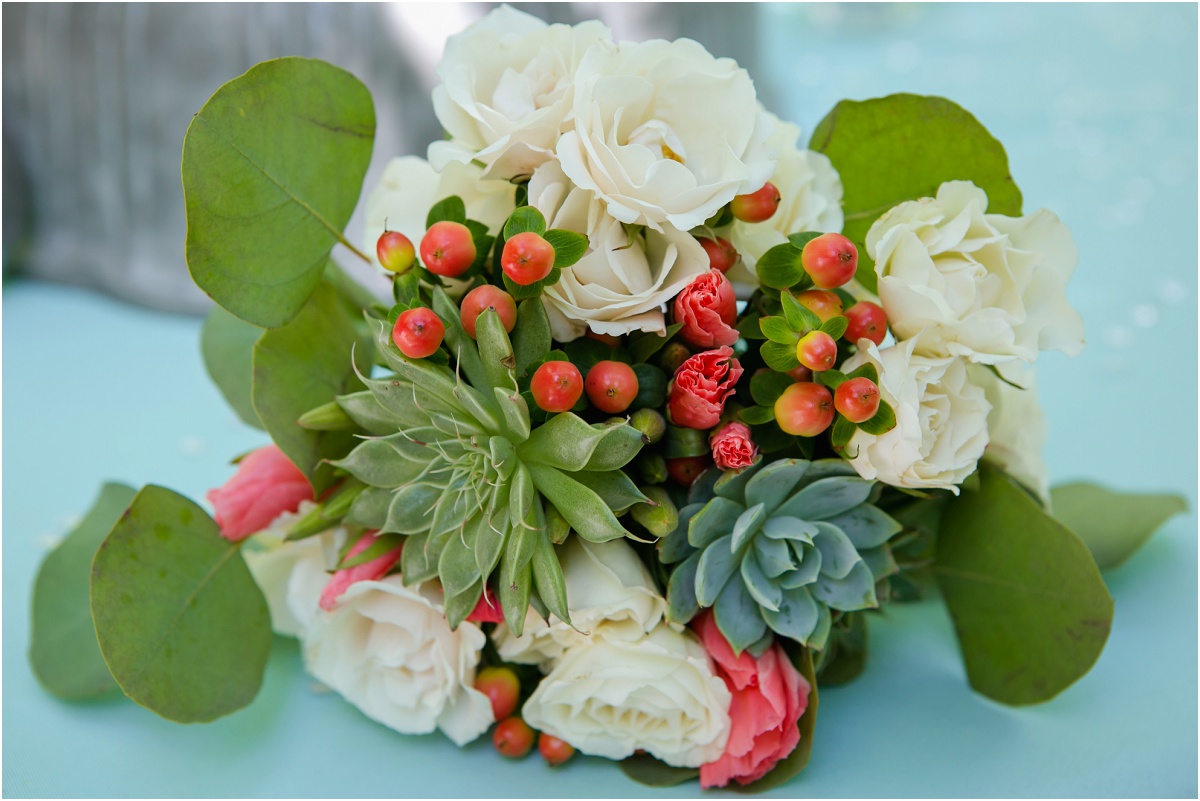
[
  {"left": 183, "top": 58, "right": 375, "bottom": 327},
  {"left": 31, "top": 482, "right": 136, "bottom": 700},
  {"left": 1049, "top": 482, "right": 1187, "bottom": 570},
  {"left": 619, "top": 753, "right": 699, "bottom": 788},
  {"left": 90, "top": 486, "right": 271, "bottom": 722},
  {"left": 200, "top": 306, "right": 264, "bottom": 429}
]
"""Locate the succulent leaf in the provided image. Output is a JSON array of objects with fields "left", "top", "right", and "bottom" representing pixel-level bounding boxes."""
[
  {"left": 779, "top": 476, "right": 874, "bottom": 519},
  {"left": 812, "top": 561, "right": 878, "bottom": 611},
  {"left": 812, "top": 522, "right": 860, "bottom": 579},
  {"left": 667, "top": 551, "right": 703, "bottom": 624},
  {"left": 525, "top": 463, "right": 628, "bottom": 543},
  {"left": 335, "top": 390, "right": 407, "bottom": 435},
  {"left": 696, "top": 534, "right": 740, "bottom": 607},
  {"left": 731, "top": 503, "right": 768, "bottom": 552},
  {"left": 659, "top": 503, "right": 702, "bottom": 564},
  {"left": 744, "top": 459, "right": 810, "bottom": 511},
  {"left": 531, "top": 530, "right": 571, "bottom": 625},
  {"left": 346, "top": 486, "right": 392, "bottom": 528},
  {"left": 689, "top": 497, "right": 744, "bottom": 549},
  {"left": 714, "top": 575, "right": 769, "bottom": 654},
  {"left": 570, "top": 469, "right": 649, "bottom": 514}
]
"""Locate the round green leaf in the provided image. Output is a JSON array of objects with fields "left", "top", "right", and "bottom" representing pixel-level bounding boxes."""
[
  {"left": 200, "top": 306, "right": 264, "bottom": 429},
  {"left": 90, "top": 485, "right": 272, "bottom": 722},
  {"left": 183, "top": 57, "right": 375, "bottom": 327},
  {"left": 1049, "top": 482, "right": 1187, "bottom": 570}
]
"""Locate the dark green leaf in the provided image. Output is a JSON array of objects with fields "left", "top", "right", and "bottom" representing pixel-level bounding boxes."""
[
  {"left": 620, "top": 753, "right": 699, "bottom": 787},
  {"left": 750, "top": 369, "right": 795, "bottom": 406},
  {"left": 425, "top": 195, "right": 466, "bottom": 228},
  {"left": 200, "top": 307, "right": 264, "bottom": 429},
  {"left": 30, "top": 483, "right": 137, "bottom": 700},
  {"left": 756, "top": 242, "right": 805, "bottom": 290},
  {"left": 761, "top": 340, "right": 801, "bottom": 372},
  {"left": 740, "top": 405, "right": 777, "bottom": 426},
  {"left": 630, "top": 324, "right": 683, "bottom": 363},
  {"left": 736, "top": 314, "right": 767, "bottom": 341},
  {"left": 503, "top": 206, "right": 547, "bottom": 239},
  {"left": 91, "top": 486, "right": 272, "bottom": 722},
  {"left": 810, "top": 94, "right": 1022, "bottom": 293},
  {"left": 787, "top": 231, "right": 822, "bottom": 251},
  {"left": 183, "top": 58, "right": 375, "bottom": 328},
  {"left": 1049, "top": 483, "right": 1187, "bottom": 570},
  {"left": 816, "top": 369, "right": 848, "bottom": 391},
  {"left": 857, "top": 399, "right": 896, "bottom": 436},
  {"left": 631, "top": 363, "right": 667, "bottom": 409},
  {"left": 831, "top": 415, "right": 856, "bottom": 451},
  {"left": 544, "top": 229, "right": 589, "bottom": 268},
  {"left": 846, "top": 362, "right": 879, "bottom": 384},
  {"left": 935, "top": 464, "right": 1113, "bottom": 706},
  {"left": 531, "top": 532, "right": 570, "bottom": 624}
]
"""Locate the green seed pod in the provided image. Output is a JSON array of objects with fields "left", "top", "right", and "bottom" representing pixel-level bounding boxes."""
[
  {"left": 545, "top": 503, "right": 570, "bottom": 545},
  {"left": 665, "top": 424, "right": 710, "bottom": 459},
  {"left": 630, "top": 485, "right": 678, "bottom": 538},
  {"left": 629, "top": 408, "right": 667, "bottom": 444},
  {"left": 636, "top": 451, "right": 669, "bottom": 485},
  {"left": 297, "top": 400, "right": 356, "bottom": 431}
]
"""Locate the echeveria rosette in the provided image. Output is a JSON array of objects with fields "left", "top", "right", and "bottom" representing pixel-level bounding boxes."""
[
  {"left": 661, "top": 459, "right": 901, "bottom": 653},
  {"left": 327, "top": 287, "right": 647, "bottom": 634}
]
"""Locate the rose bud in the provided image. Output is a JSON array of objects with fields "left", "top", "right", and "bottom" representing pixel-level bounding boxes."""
[
  {"left": 673, "top": 270, "right": 739, "bottom": 349},
  {"left": 206, "top": 445, "right": 314, "bottom": 542},
  {"left": 667, "top": 346, "right": 744, "bottom": 430},
  {"left": 710, "top": 421, "right": 758, "bottom": 471}
]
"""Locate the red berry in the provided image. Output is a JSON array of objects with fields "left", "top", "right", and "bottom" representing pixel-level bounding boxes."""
[
  {"left": 420, "top": 221, "right": 477, "bottom": 277},
  {"left": 666, "top": 456, "right": 712, "bottom": 488},
  {"left": 585, "top": 361, "right": 639, "bottom": 414},
  {"left": 391, "top": 307, "right": 445, "bottom": 359},
  {"left": 794, "top": 290, "right": 844, "bottom": 323},
  {"left": 460, "top": 285, "right": 517, "bottom": 339},
  {"left": 843, "top": 301, "right": 888, "bottom": 346},
  {"left": 501, "top": 232, "right": 556, "bottom": 286},
  {"left": 492, "top": 717, "right": 535, "bottom": 759},
  {"left": 795, "top": 331, "right": 838, "bottom": 372},
  {"left": 475, "top": 666, "right": 521, "bottom": 721},
  {"left": 538, "top": 733, "right": 576, "bottom": 767},
  {"left": 730, "top": 182, "right": 781, "bottom": 223},
  {"left": 834, "top": 377, "right": 881, "bottom": 424},
  {"left": 801, "top": 233, "right": 858, "bottom": 289},
  {"left": 698, "top": 237, "right": 738, "bottom": 273},
  {"left": 531, "top": 362, "right": 584, "bottom": 413},
  {"left": 774, "top": 382, "right": 835, "bottom": 437},
  {"left": 786, "top": 364, "right": 813, "bottom": 382},
  {"left": 377, "top": 230, "right": 415, "bottom": 274}
]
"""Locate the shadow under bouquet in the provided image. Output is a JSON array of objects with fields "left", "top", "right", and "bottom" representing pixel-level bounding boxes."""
[{"left": 30, "top": 6, "right": 1186, "bottom": 793}]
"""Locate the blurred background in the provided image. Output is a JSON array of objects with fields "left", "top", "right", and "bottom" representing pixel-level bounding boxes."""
[{"left": 3, "top": 4, "right": 1196, "bottom": 797}]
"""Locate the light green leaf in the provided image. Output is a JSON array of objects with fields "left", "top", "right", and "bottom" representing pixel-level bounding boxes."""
[
  {"left": 252, "top": 283, "right": 367, "bottom": 494},
  {"left": 819, "top": 315, "right": 849, "bottom": 340},
  {"left": 519, "top": 413, "right": 616, "bottom": 472},
  {"left": 383, "top": 484, "right": 440, "bottom": 534},
  {"left": 525, "top": 463, "right": 628, "bottom": 543},
  {"left": 183, "top": 58, "right": 375, "bottom": 327},
  {"left": 570, "top": 469, "right": 649, "bottom": 514},
  {"left": 330, "top": 439, "right": 425, "bottom": 488},
  {"left": 759, "top": 315, "right": 799, "bottom": 345},
  {"left": 755, "top": 242, "right": 805, "bottom": 290},
  {"left": 781, "top": 290, "right": 823, "bottom": 332},
  {"left": 200, "top": 306, "right": 264, "bottom": 428},
  {"left": 582, "top": 423, "right": 646, "bottom": 472},
  {"left": 531, "top": 533, "right": 570, "bottom": 625},
  {"left": 431, "top": 288, "right": 493, "bottom": 400},
  {"left": 1049, "top": 482, "right": 1187, "bottom": 570},
  {"left": 761, "top": 340, "right": 801, "bottom": 372},
  {"left": 335, "top": 391, "right": 406, "bottom": 435},
  {"left": 499, "top": 531, "right": 534, "bottom": 634},
  {"left": 31, "top": 482, "right": 136, "bottom": 700},
  {"left": 90, "top": 486, "right": 271, "bottom": 722},
  {"left": 810, "top": 94, "right": 1022, "bottom": 293},
  {"left": 739, "top": 405, "right": 776, "bottom": 426},
  {"left": 401, "top": 532, "right": 439, "bottom": 585},
  {"left": 503, "top": 206, "right": 547, "bottom": 239},
  {"left": 426, "top": 195, "right": 466, "bottom": 228},
  {"left": 544, "top": 229, "right": 589, "bottom": 268},
  {"left": 346, "top": 486, "right": 393, "bottom": 529},
  {"left": 513, "top": 299, "right": 552, "bottom": 380},
  {"left": 476, "top": 310, "right": 518, "bottom": 394},
  {"left": 936, "top": 464, "right": 1113, "bottom": 706}
]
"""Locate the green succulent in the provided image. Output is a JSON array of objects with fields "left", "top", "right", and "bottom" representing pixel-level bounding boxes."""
[
  {"left": 327, "top": 288, "right": 647, "bottom": 633},
  {"left": 660, "top": 458, "right": 901, "bottom": 653}
]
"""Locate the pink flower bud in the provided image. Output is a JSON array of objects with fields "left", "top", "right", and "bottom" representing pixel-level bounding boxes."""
[
  {"left": 206, "top": 445, "right": 313, "bottom": 542},
  {"left": 711, "top": 422, "right": 758, "bottom": 471},
  {"left": 466, "top": 586, "right": 505, "bottom": 624},
  {"left": 667, "top": 346, "right": 744, "bottom": 430},
  {"left": 319, "top": 531, "right": 404, "bottom": 611}
]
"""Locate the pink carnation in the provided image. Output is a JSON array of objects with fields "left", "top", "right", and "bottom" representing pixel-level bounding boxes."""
[
  {"left": 695, "top": 611, "right": 810, "bottom": 789},
  {"left": 673, "top": 270, "right": 739, "bottom": 348},
  {"left": 711, "top": 422, "right": 758, "bottom": 470},
  {"left": 667, "top": 347, "right": 744, "bottom": 430},
  {"left": 206, "top": 445, "right": 314, "bottom": 542}
]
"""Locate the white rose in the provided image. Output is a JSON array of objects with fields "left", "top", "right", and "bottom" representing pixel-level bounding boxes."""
[
  {"left": 843, "top": 338, "right": 991, "bottom": 493},
  {"left": 428, "top": 5, "right": 611, "bottom": 181},
  {"left": 558, "top": 37, "right": 775, "bottom": 233},
  {"left": 727, "top": 113, "right": 844, "bottom": 295},
  {"left": 528, "top": 161, "right": 708, "bottom": 340},
  {"left": 493, "top": 537, "right": 667, "bottom": 667},
  {"left": 868, "top": 180, "right": 1085, "bottom": 364},
  {"left": 242, "top": 503, "right": 345, "bottom": 638},
  {"left": 300, "top": 576, "right": 494, "bottom": 746},
  {"left": 969, "top": 363, "right": 1050, "bottom": 503},
  {"left": 521, "top": 625, "right": 731, "bottom": 767}
]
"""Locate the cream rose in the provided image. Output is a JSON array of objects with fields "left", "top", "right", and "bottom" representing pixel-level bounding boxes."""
[
  {"left": 493, "top": 537, "right": 667, "bottom": 667},
  {"left": 428, "top": 5, "right": 611, "bottom": 181},
  {"left": 299, "top": 576, "right": 494, "bottom": 746},
  {"left": 969, "top": 362, "right": 1050, "bottom": 503},
  {"left": 557, "top": 37, "right": 775, "bottom": 233},
  {"left": 728, "top": 113, "right": 844, "bottom": 295},
  {"left": 843, "top": 338, "right": 991, "bottom": 493},
  {"left": 528, "top": 161, "right": 708, "bottom": 340},
  {"left": 868, "top": 180, "right": 1085, "bottom": 365},
  {"left": 521, "top": 625, "right": 731, "bottom": 767}
]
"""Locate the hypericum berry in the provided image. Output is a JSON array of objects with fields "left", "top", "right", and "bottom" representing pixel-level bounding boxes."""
[
  {"left": 475, "top": 666, "right": 521, "bottom": 721},
  {"left": 420, "top": 221, "right": 477, "bottom": 277},
  {"left": 666, "top": 456, "right": 712, "bottom": 488},
  {"left": 585, "top": 360, "right": 638, "bottom": 413},
  {"left": 377, "top": 230, "right": 415, "bottom": 274},
  {"left": 795, "top": 330, "right": 838, "bottom": 372},
  {"left": 538, "top": 733, "right": 576, "bottom": 767},
  {"left": 730, "top": 182, "right": 781, "bottom": 223},
  {"left": 501, "top": 232, "right": 556, "bottom": 286},
  {"left": 801, "top": 233, "right": 858, "bottom": 289},
  {"left": 531, "top": 361, "right": 584, "bottom": 413},
  {"left": 774, "top": 382, "right": 835, "bottom": 437},
  {"left": 794, "top": 290, "right": 844, "bottom": 323},
  {"left": 786, "top": 364, "right": 814, "bottom": 382},
  {"left": 492, "top": 717, "right": 535, "bottom": 759},
  {"left": 834, "top": 377, "right": 881, "bottom": 424},
  {"left": 698, "top": 237, "right": 738, "bottom": 273},
  {"left": 460, "top": 285, "right": 517, "bottom": 339},
  {"left": 660, "top": 342, "right": 692, "bottom": 374},
  {"left": 843, "top": 301, "right": 888, "bottom": 346},
  {"left": 391, "top": 307, "right": 445, "bottom": 359}
]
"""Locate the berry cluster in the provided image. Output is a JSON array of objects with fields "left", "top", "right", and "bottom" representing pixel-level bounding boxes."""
[{"left": 476, "top": 667, "right": 575, "bottom": 766}]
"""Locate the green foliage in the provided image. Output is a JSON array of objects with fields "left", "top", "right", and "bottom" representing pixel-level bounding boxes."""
[
  {"left": 513, "top": 299, "right": 552, "bottom": 381},
  {"left": 426, "top": 195, "right": 467, "bottom": 228},
  {"left": 781, "top": 291, "right": 822, "bottom": 332},
  {"left": 183, "top": 58, "right": 375, "bottom": 327},
  {"left": 761, "top": 340, "right": 801, "bottom": 372},
  {"left": 90, "top": 486, "right": 272, "bottom": 722},
  {"left": 1049, "top": 483, "right": 1187, "bottom": 570},
  {"left": 818, "top": 315, "right": 849, "bottom": 340},
  {"left": 200, "top": 306, "right": 264, "bottom": 429},
  {"left": 810, "top": 94, "right": 1022, "bottom": 293},
  {"left": 503, "top": 206, "right": 547, "bottom": 238},
  {"left": 750, "top": 369, "right": 794, "bottom": 406},
  {"left": 756, "top": 241, "right": 806, "bottom": 290},
  {"left": 619, "top": 754, "right": 698, "bottom": 787},
  {"left": 30, "top": 483, "right": 136, "bottom": 700},
  {"left": 252, "top": 283, "right": 371, "bottom": 494},
  {"left": 544, "top": 229, "right": 589, "bottom": 268},
  {"left": 936, "top": 464, "right": 1113, "bottom": 706},
  {"left": 630, "top": 323, "right": 683, "bottom": 363},
  {"left": 856, "top": 400, "right": 897, "bottom": 436}
]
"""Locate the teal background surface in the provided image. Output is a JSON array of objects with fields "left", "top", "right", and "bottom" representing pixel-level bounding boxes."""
[{"left": 4, "top": 3, "right": 1196, "bottom": 797}]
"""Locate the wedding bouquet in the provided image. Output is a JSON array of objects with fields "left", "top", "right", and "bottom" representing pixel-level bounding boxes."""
[{"left": 30, "top": 6, "right": 1186, "bottom": 792}]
